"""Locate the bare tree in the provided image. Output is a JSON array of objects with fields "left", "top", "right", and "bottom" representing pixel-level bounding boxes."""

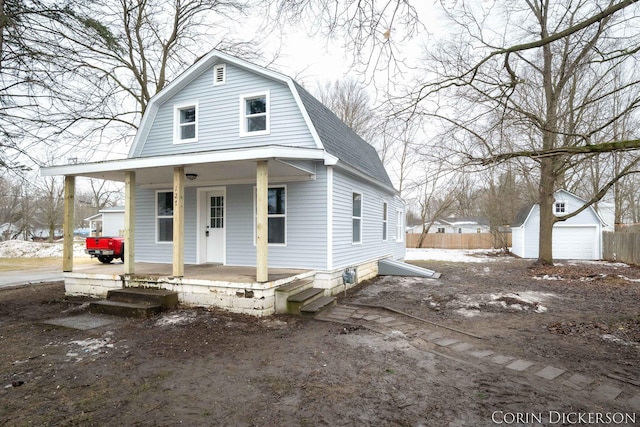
[
  {"left": 315, "top": 78, "right": 377, "bottom": 141},
  {"left": 34, "top": 176, "right": 64, "bottom": 242},
  {"left": 405, "top": 161, "right": 459, "bottom": 247},
  {"left": 272, "top": 0, "right": 640, "bottom": 265},
  {"left": 31, "top": 0, "right": 262, "bottom": 160}
]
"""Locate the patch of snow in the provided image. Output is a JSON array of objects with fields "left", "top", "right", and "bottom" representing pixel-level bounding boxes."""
[
  {"left": 533, "top": 274, "right": 562, "bottom": 281},
  {"left": 455, "top": 308, "right": 484, "bottom": 318},
  {"left": 262, "top": 319, "right": 288, "bottom": 329},
  {"left": 67, "top": 336, "right": 114, "bottom": 361},
  {"left": 155, "top": 311, "right": 197, "bottom": 326},
  {"left": 0, "top": 240, "right": 89, "bottom": 258},
  {"left": 600, "top": 333, "right": 638, "bottom": 348},
  {"left": 618, "top": 275, "right": 640, "bottom": 283},
  {"left": 405, "top": 248, "right": 503, "bottom": 263},
  {"left": 451, "top": 291, "right": 557, "bottom": 316},
  {"left": 384, "top": 330, "right": 407, "bottom": 341},
  {"left": 567, "top": 260, "right": 629, "bottom": 268}
]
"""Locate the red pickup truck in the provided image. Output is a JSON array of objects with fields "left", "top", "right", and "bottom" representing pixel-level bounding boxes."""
[{"left": 85, "top": 237, "right": 125, "bottom": 264}]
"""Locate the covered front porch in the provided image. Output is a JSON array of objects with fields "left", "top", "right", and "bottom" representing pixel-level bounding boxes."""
[
  {"left": 66, "top": 261, "right": 316, "bottom": 316},
  {"left": 42, "top": 146, "right": 331, "bottom": 281}
]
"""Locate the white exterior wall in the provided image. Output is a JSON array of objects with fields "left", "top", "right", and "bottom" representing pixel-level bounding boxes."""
[
  {"left": 102, "top": 211, "right": 125, "bottom": 236},
  {"left": 513, "top": 191, "right": 603, "bottom": 260},
  {"left": 330, "top": 168, "right": 405, "bottom": 271}
]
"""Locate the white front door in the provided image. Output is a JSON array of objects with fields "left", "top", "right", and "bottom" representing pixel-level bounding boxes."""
[{"left": 205, "top": 190, "right": 225, "bottom": 263}]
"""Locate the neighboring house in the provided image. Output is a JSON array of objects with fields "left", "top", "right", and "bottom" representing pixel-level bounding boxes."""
[
  {"left": 0, "top": 223, "right": 20, "bottom": 241},
  {"left": 84, "top": 206, "right": 125, "bottom": 236},
  {"left": 41, "top": 50, "right": 407, "bottom": 315},
  {"left": 407, "top": 217, "right": 491, "bottom": 234},
  {"left": 511, "top": 189, "right": 606, "bottom": 260}
]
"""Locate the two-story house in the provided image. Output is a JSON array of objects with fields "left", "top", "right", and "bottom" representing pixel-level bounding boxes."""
[{"left": 42, "top": 50, "right": 410, "bottom": 315}]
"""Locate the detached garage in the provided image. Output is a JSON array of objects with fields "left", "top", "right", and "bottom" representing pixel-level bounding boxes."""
[{"left": 511, "top": 189, "right": 606, "bottom": 260}]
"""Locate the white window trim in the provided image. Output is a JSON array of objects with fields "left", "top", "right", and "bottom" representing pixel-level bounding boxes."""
[
  {"left": 213, "top": 63, "right": 226, "bottom": 86},
  {"left": 253, "top": 184, "right": 287, "bottom": 247},
  {"left": 352, "top": 192, "right": 363, "bottom": 245},
  {"left": 396, "top": 209, "right": 404, "bottom": 243},
  {"left": 173, "top": 101, "right": 199, "bottom": 144},
  {"left": 555, "top": 202, "right": 566, "bottom": 214},
  {"left": 156, "top": 190, "right": 173, "bottom": 244},
  {"left": 382, "top": 202, "right": 388, "bottom": 242},
  {"left": 239, "top": 90, "right": 270, "bottom": 137}
]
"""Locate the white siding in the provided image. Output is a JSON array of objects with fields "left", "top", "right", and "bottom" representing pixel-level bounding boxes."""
[
  {"left": 514, "top": 190, "right": 603, "bottom": 260},
  {"left": 134, "top": 187, "right": 198, "bottom": 264},
  {"left": 331, "top": 169, "right": 405, "bottom": 269},
  {"left": 511, "top": 227, "right": 524, "bottom": 258},
  {"left": 135, "top": 63, "right": 317, "bottom": 158},
  {"left": 102, "top": 212, "right": 124, "bottom": 236},
  {"left": 225, "top": 165, "right": 329, "bottom": 269}
]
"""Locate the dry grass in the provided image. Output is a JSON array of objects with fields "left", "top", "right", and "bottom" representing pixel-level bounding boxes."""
[{"left": 0, "top": 257, "right": 95, "bottom": 271}]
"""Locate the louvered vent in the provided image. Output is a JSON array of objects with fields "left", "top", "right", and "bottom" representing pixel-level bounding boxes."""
[{"left": 213, "top": 64, "right": 225, "bottom": 85}]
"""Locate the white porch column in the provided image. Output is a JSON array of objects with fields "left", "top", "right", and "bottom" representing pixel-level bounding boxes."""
[
  {"left": 124, "top": 171, "right": 136, "bottom": 275},
  {"left": 62, "top": 175, "right": 75, "bottom": 272},
  {"left": 256, "top": 160, "right": 268, "bottom": 282},
  {"left": 173, "top": 167, "right": 185, "bottom": 277}
]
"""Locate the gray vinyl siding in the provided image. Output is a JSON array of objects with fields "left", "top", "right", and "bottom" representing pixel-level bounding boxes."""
[
  {"left": 134, "top": 187, "right": 198, "bottom": 264},
  {"left": 226, "top": 166, "right": 328, "bottom": 269},
  {"left": 133, "top": 166, "right": 328, "bottom": 268},
  {"left": 331, "top": 168, "right": 405, "bottom": 269},
  {"left": 135, "top": 63, "right": 317, "bottom": 157}
]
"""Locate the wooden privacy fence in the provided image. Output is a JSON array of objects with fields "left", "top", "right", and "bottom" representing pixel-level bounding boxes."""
[
  {"left": 603, "top": 232, "right": 640, "bottom": 266},
  {"left": 406, "top": 233, "right": 512, "bottom": 250}
]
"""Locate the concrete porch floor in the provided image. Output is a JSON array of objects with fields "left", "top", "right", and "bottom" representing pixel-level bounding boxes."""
[{"left": 73, "top": 261, "right": 310, "bottom": 283}]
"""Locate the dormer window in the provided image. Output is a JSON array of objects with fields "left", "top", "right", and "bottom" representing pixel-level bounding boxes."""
[
  {"left": 240, "top": 91, "right": 270, "bottom": 136},
  {"left": 555, "top": 202, "right": 566, "bottom": 214},
  {"left": 174, "top": 102, "right": 198, "bottom": 144},
  {"left": 213, "top": 64, "right": 225, "bottom": 85}
]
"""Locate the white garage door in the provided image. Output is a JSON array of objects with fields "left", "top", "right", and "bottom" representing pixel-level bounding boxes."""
[{"left": 552, "top": 226, "right": 597, "bottom": 260}]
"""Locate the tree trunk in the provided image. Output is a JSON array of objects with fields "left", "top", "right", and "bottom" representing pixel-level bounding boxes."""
[{"left": 537, "top": 157, "right": 556, "bottom": 265}]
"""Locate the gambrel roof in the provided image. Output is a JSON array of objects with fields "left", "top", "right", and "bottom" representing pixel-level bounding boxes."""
[
  {"left": 292, "top": 82, "right": 393, "bottom": 187},
  {"left": 128, "top": 50, "right": 393, "bottom": 189},
  {"left": 42, "top": 50, "right": 394, "bottom": 192}
]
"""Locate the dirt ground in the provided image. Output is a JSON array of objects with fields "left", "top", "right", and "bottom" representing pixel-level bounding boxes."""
[{"left": 1, "top": 255, "right": 639, "bottom": 426}]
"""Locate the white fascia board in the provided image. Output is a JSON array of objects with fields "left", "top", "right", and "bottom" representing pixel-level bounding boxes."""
[
  {"left": 41, "top": 146, "right": 328, "bottom": 177},
  {"left": 287, "top": 80, "right": 325, "bottom": 150}
]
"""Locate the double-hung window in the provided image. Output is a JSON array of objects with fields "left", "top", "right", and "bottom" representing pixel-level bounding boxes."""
[
  {"left": 174, "top": 102, "right": 198, "bottom": 144},
  {"left": 240, "top": 91, "right": 269, "bottom": 136},
  {"left": 255, "top": 186, "right": 286, "bottom": 245},
  {"left": 267, "top": 187, "right": 286, "bottom": 244},
  {"left": 157, "top": 191, "right": 173, "bottom": 242},
  {"left": 396, "top": 209, "right": 404, "bottom": 242},
  {"left": 352, "top": 193, "right": 362, "bottom": 244},
  {"left": 382, "top": 202, "right": 388, "bottom": 241}
]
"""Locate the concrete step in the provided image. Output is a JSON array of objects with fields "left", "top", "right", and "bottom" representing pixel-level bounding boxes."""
[
  {"left": 275, "top": 279, "right": 315, "bottom": 314},
  {"left": 107, "top": 288, "right": 179, "bottom": 309},
  {"left": 287, "top": 287, "right": 325, "bottom": 315},
  {"left": 276, "top": 279, "right": 314, "bottom": 294},
  {"left": 89, "top": 300, "right": 163, "bottom": 318},
  {"left": 88, "top": 288, "right": 178, "bottom": 318},
  {"left": 301, "top": 296, "right": 337, "bottom": 315}
]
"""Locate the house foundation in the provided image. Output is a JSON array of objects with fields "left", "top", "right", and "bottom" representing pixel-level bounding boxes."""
[{"left": 61, "top": 259, "right": 382, "bottom": 317}]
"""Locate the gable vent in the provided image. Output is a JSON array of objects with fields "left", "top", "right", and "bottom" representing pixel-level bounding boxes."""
[{"left": 213, "top": 64, "right": 226, "bottom": 85}]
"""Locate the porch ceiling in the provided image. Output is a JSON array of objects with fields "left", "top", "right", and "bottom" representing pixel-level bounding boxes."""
[
  {"left": 40, "top": 146, "right": 331, "bottom": 184},
  {"left": 82, "top": 159, "right": 315, "bottom": 186}
]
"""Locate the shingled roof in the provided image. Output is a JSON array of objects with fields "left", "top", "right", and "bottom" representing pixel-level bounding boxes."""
[{"left": 293, "top": 82, "right": 394, "bottom": 189}]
